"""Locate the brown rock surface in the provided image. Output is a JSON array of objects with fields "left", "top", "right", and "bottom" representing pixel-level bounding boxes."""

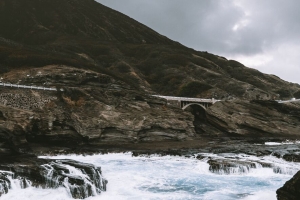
[
  {"left": 205, "top": 100, "right": 300, "bottom": 136},
  {"left": 0, "top": 65, "right": 195, "bottom": 153}
]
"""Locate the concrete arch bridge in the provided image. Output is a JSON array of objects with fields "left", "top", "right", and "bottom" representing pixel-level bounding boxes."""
[{"left": 153, "top": 95, "right": 220, "bottom": 110}]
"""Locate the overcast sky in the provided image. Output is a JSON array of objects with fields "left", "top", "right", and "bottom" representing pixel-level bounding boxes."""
[{"left": 97, "top": 0, "right": 300, "bottom": 84}]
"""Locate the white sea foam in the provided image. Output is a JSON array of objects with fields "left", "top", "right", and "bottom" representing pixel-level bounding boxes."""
[
  {"left": 242, "top": 190, "right": 276, "bottom": 200},
  {"left": 2, "top": 153, "right": 299, "bottom": 199},
  {"left": 265, "top": 140, "right": 300, "bottom": 145},
  {"left": 265, "top": 142, "right": 282, "bottom": 145}
]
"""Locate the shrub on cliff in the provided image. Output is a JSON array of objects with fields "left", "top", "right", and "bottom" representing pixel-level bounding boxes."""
[
  {"left": 293, "top": 90, "right": 300, "bottom": 99},
  {"left": 178, "top": 81, "right": 212, "bottom": 97},
  {"left": 276, "top": 89, "right": 292, "bottom": 99}
]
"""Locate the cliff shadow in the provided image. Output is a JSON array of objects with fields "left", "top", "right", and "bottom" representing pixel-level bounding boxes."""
[{"left": 185, "top": 105, "right": 223, "bottom": 136}]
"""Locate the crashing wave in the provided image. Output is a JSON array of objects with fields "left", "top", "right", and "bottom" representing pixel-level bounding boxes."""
[
  {"left": 0, "top": 160, "right": 107, "bottom": 199},
  {"left": 197, "top": 154, "right": 300, "bottom": 175}
]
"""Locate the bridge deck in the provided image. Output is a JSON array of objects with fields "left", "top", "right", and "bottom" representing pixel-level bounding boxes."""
[
  {"left": 277, "top": 99, "right": 300, "bottom": 103},
  {"left": 152, "top": 95, "right": 219, "bottom": 103}
]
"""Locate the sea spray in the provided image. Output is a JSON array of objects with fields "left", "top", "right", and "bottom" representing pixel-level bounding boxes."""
[
  {"left": 0, "top": 160, "right": 107, "bottom": 199},
  {"left": 0, "top": 171, "right": 32, "bottom": 197},
  {"left": 198, "top": 153, "right": 300, "bottom": 175},
  {"left": 40, "top": 160, "right": 107, "bottom": 198},
  {"left": 1, "top": 153, "right": 299, "bottom": 200},
  {"left": 0, "top": 172, "right": 11, "bottom": 196}
]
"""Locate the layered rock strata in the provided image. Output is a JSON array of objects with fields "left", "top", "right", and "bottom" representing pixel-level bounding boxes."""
[{"left": 0, "top": 65, "right": 195, "bottom": 154}]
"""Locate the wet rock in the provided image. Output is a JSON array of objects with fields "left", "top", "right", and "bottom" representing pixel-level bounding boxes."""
[
  {"left": 40, "top": 160, "right": 108, "bottom": 199},
  {"left": 206, "top": 158, "right": 276, "bottom": 175},
  {"left": 0, "top": 156, "right": 107, "bottom": 199},
  {"left": 277, "top": 171, "right": 300, "bottom": 200},
  {"left": 0, "top": 172, "right": 11, "bottom": 196},
  {"left": 283, "top": 154, "right": 300, "bottom": 162},
  {"left": 208, "top": 159, "right": 257, "bottom": 174}
]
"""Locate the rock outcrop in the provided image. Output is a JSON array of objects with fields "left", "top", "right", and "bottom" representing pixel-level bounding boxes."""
[
  {"left": 277, "top": 171, "right": 300, "bottom": 200},
  {"left": 0, "top": 65, "right": 195, "bottom": 154},
  {"left": 0, "top": 171, "right": 12, "bottom": 197},
  {"left": 204, "top": 100, "right": 300, "bottom": 136},
  {"left": 0, "top": 155, "right": 107, "bottom": 199}
]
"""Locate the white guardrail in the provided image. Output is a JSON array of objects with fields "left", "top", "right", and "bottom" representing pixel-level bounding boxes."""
[
  {"left": 152, "top": 95, "right": 220, "bottom": 103},
  {"left": 0, "top": 82, "right": 57, "bottom": 91},
  {"left": 277, "top": 99, "right": 300, "bottom": 103}
]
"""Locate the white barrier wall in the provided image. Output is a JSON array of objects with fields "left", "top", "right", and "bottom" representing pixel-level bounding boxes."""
[{"left": 0, "top": 82, "right": 57, "bottom": 91}]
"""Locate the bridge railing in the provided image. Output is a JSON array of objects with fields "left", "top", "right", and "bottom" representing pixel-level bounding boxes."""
[
  {"left": 152, "top": 95, "right": 220, "bottom": 103},
  {"left": 0, "top": 82, "right": 58, "bottom": 91},
  {"left": 277, "top": 99, "right": 300, "bottom": 103}
]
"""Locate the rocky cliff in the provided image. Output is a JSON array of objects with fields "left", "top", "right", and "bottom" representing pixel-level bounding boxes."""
[
  {"left": 0, "top": 65, "right": 196, "bottom": 154},
  {"left": 205, "top": 100, "right": 300, "bottom": 136}
]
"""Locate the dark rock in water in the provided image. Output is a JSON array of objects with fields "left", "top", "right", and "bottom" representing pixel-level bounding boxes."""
[
  {"left": 40, "top": 159, "right": 107, "bottom": 198},
  {"left": 277, "top": 171, "right": 300, "bottom": 200},
  {"left": 0, "top": 172, "right": 12, "bottom": 196},
  {"left": 0, "top": 171, "right": 31, "bottom": 195},
  {"left": 208, "top": 159, "right": 257, "bottom": 174},
  {"left": 283, "top": 154, "right": 300, "bottom": 163},
  {"left": 0, "top": 156, "right": 107, "bottom": 199},
  {"left": 207, "top": 158, "right": 276, "bottom": 175}
]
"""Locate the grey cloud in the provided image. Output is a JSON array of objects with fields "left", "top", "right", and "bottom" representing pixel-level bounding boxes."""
[
  {"left": 96, "top": 0, "right": 300, "bottom": 83},
  {"left": 235, "top": 0, "right": 300, "bottom": 47},
  {"left": 97, "top": 0, "right": 300, "bottom": 56},
  {"left": 97, "top": 0, "right": 245, "bottom": 53}
]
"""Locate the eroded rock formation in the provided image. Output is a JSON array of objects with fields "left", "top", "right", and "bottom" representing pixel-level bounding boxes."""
[
  {"left": 0, "top": 65, "right": 195, "bottom": 154},
  {"left": 0, "top": 156, "right": 107, "bottom": 199},
  {"left": 205, "top": 100, "right": 300, "bottom": 136}
]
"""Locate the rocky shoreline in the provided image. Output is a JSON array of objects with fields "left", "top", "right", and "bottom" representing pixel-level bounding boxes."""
[
  {"left": 1, "top": 136, "right": 300, "bottom": 199},
  {"left": 0, "top": 154, "right": 107, "bottom": 199}
]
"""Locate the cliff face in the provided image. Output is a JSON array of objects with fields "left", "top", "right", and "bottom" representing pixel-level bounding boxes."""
[
  {"left": 1, "top": 65, "right": 300, "bottom": 154},
  {"left": 0, "top": 65, "right": 195, "bottom": 154},
  {"left": 205, "top": 100, "right": 300, "bottom": 136}
]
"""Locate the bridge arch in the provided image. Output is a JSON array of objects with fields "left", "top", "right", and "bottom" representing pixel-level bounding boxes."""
[{"left": 182, "top": 103, "right": 207, "bottom": 111}]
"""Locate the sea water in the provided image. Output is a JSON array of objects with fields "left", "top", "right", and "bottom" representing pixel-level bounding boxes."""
[{"left": 2, "top": 152, "right": 300, "bottom": 200}]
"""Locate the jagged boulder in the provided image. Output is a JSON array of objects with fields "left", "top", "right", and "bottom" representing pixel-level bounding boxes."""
[
  {"left": 0, "top": 172, "right": 12, "bottom": 197},
  {"left": 0, "top": 157, "right": 107, "bottom": 199},
  {"left": 207, "top": 159, "right": 257, "bottom": 174},
  {"left": 40, "top": 160, "right": 107, "bottom": 198},
  {"left": 277, "top": 171, "right": 300, "bottom": 200}
]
